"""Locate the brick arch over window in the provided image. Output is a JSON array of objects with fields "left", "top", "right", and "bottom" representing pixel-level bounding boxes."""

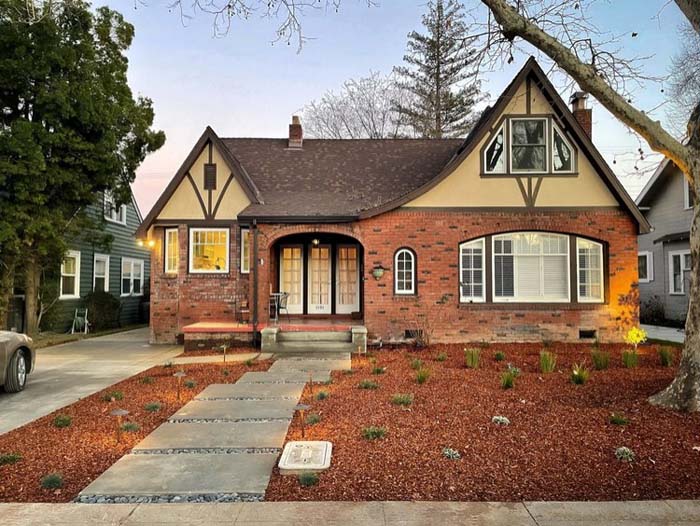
[{"left": 258, "top": 223, "right": 366, "bottom": 251}]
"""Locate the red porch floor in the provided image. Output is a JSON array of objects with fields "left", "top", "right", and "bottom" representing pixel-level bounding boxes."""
[{"left": 182, "top": 317, "right": 362, "bottom": 334}]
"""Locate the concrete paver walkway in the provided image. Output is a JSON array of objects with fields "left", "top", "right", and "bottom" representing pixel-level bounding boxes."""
[{"left": 642, "top": 324, "right": 685, "bottom": 344}]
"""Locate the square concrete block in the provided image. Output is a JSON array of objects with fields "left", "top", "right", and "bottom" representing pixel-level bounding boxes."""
[
  {"left": 170, "top": 399, "right": 298, "bottom": 421},
  {"left": 278, "top": 441, "right": 332, "bottom": 475},
  {"left": 80, "top": 453, "right": 278, "bottom": 496},
  {"left": 269, "top": 358, "right": 349, "bottom": 372},
  {"left": 196, "top": 383, "right": 304, "bottom": 400},
  {"left": 132, "top": 421, "right": 291, "bottom": 451},
  {"left": 237, "top": 371, "right": 330, "bottom": 384}
]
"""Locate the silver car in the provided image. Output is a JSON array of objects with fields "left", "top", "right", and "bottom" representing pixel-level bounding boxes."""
[{"left": 0, "top": 331, "right": 35, "bottom": 392}]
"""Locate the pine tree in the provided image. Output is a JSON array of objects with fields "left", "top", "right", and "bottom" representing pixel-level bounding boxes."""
[{"left": 394, "top": 0, "right": 484, "bottom": 138}]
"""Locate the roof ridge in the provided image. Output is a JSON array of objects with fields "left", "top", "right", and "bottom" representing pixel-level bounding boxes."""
[{"left": 221, "top": 137, "right": 465, "bottom": 142}]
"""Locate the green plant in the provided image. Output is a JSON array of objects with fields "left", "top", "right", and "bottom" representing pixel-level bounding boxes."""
[
  {"left": 84, "top": 291, "right": 121, "bottom": 331},
  {"left": 624, "top": 327, "right": 647, "bottom": 351},
  {"left": 298, "top": 472, "right": 319, "bottom": 487},
  {"left": 410, "top": 358, "right": 423, "bottom": 370},
  {"left": 500, "top": 370, "right": 516, "bottom": 389},
  {"left": 539, "top": 351, "right": 557, "bottom": 373},
  {"left": 542, "top": 338, "right": 553, "bottom": 349},
  {"left": 144, "top": 402, "right": 162, "bottom": 413},
  {"left": 415, "top": 368, "right": 430, "bottom": 384},
  {"left": 591, "top": 350, "right": 610, "bottom": 371},
  {"left": 140, "top": 376, "right": 155, "bottom": 385},
  {"left": 391, "top": 393, "right": 414, "bottom": 406},
  {"left": 436, "top": 352, "right": 447, "bottom": 362},
  {"left": 323, "top": 379, "right": 333, "bottom": 385},
  {"left": 372, "top": 366, "right": 386, "bottom": 375},
  {"left": 316, "top": 390, "right": 329, "bottom": 400},
  {"left": 494, "top": 351, "right": 506, "bottom": 362},
  {"left": 184, "top": 380, "right": 197, "bottom": 389},
  {"left": 305, "top": 413, "right": 322, "bottom": 425},
  {"left": 40, "top": 473, "right": 63, "bottom": 490},
  {"left": 464, "top": 348, "right": 480, "bottom": 369},
  {"left": 615, "top": 446, "right": 635, "bottom": 462},
  {"left": 121, "top": 422, "right": 140, "bottom": 432},
  {"left": 101, "top": 391, "right": 123, "bottom": 402},
  {"left": 478, "top": 340, "right": 490, "bottom": 349},
  {"left": 505, "top": 363, "right": 521, "bottom": 377},
  {"left": 658, "top": 347, "right": 674, "bottom": 367},
  {"left": 53, "top": 415, "right": 72, "bottom": 428},
  {"left": 358, "top": 379, "right": 379, "bottom": 390},
  {"left": 442, "top": 447, "right": 461, "bottom": 460},
  {"left": 622, "top": 350, "right": 638, "bottom": 368},
  {"left": 609, "top": 413, "right": 629, "bottom": 426},
  {"left": 343, "top": 369, "right": 355, "bottom": 375},
  {"left": 362, "top": 426, "right": 387, "bottom": 440},
  {"left": 570, "top": 363, "right": 590, "bottom": 385},
  {"left": 164, "top": 361, "right": 173, "bottom": 368},
  {"left": 222, "top": 369, "right": 230, "bottom": 377},
  {"left": 0, "top": 453, "right": 21, "bottom": 466},
  {"left": 244, "top": 358, "right": 255, "bottom": 367}
]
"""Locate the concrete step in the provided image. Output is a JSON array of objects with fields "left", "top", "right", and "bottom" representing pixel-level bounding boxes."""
[
  {"left": 271, "top": 341, "right": 357, "bottom": 353},
  {"left": 277, "top": 331, "right": 352, "bottom": 343}
]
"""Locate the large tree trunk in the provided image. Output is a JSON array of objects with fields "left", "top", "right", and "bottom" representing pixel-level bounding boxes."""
[
  {"left": 649, "top": 159, "right": 700, "bottom": 411},
  {"left": 0, "top": 256, "right": 16, "bottom": 330},
  {"left": 24, "top": 253, "right": 41, "bottom": 335}
]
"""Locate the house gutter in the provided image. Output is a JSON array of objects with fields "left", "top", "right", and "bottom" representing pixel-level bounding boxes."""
[{"left": 252, "top": 219, "right": 259, "bottom": 346}]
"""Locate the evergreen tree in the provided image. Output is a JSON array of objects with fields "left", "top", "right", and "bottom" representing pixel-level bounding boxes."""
[{"left": 394, "top": 0, "right": 484, "bottom": 138}]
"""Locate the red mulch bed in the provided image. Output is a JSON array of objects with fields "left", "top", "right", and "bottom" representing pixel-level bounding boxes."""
[
  {"left": 176, "top": 346, "right": 258, "bottom": 357},
  {"left": 0, "top": 360, "right": 270, "bottom": 503},
  {"left": 266, "top": 343, "right": 700, "bottom": 501}
]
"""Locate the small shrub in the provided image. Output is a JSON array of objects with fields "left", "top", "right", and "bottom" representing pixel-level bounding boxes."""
[
  {"left": 442, "top": 447, "right": 461, "bottom": 460},
  {"left": 436, "top": 352, "right": 447, "bottom": 362},
  {"left": 505, "top": 363, "right": 521, "bottom": 378},
  {"left": 316, "top": 390, "right": 329, "bottom": 400},
  {"left": 222, "top": 369, "right": 230, "bottom": 377},
  {"left": 121, "top": 422, "right": 140, "bottom": 433},
  {"left": 40, "top": 473, "right": 63, "bottom": 490},
  {"left": 298, "top": 472, "right": 319, "bottom": 487},
  {"left": 494, "top": 351, "right": 506, "bottom": 362},
  {"left": 140, "top": 376, "right": 155, "bottom": 385},
  {"left": 464, "top": 348, "right": 480, "bottom": 369},
  {"left": 244, "top": 358, "right": 255, "bottom": 367},
  {"left": 305, "top": 413, "right": 322, "bottom": 425},
  {"left": 391, "top": 393, "right": 414, "bottom": 406},
  {"left": 622, "top": 350, "right": 638, "bottom": 369},
  {"left": 615, "top": 446, "right": 635, "bottom": 462},
  {"left": 102, "top": 391, "right": 123, "bottom": 402},
  {"left": 415, "top": 368, "right": 430, "bottom": 384},
  {"left": 371, "top": 366, "right": 386, "bottom": 375},
  {"left": 53, "top": 415, "right": 72, "bottom": 428},
  {"left": 624, "top": 327, "right": 647, "bottom": 351},
  {"left": 570, "top": 363, "right": 590, "bottom": 385},
  {"left": 491, "top": 415, "right": 511, "bottom": 426},
  {"left": 609, "top": 413, "right": 629, "bottom": 426},
  {"left": 84, "top": 291, "right": 120, "bottom": 331},
  {"left": 164, "top": 361, "right": 173, "bottom": 368},
  {"left": 542, "top": 338, "right": 553, "bottom": 349},
  {"left": 323, "top": 379, "right": 333, "bottom": 385},
  {"left": 539, "top": 351, "right": 557, "bottom": 373},
  {"left": 362, "top": 426, "right": 387, "bottom": 440},
  {"left": 500, "top": 371, "right": 516, "bottom": 389},
  {"left": 659, "top": 347, "right": 674, "bottom": 367},
  {"left": 410, "top": 358, "right": 423, "bottom": 370},
  {"left": 0, "top": 453, "right": 21, "bottom": 465},
  {"left": 144, "top": 402, "right": 162, "bottom": 413},
  {"left": 358, "top": 379, "right": 379, "bottom": 390},
  {"left": 591, "top": 350, "right": 610, "bottom": 371},
  {"left": 343, "top": 369, "right": 355, "bottom": 375}
]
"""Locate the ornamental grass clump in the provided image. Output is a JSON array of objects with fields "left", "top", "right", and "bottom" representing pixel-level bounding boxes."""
[
  {"left": 570, "top": 363, "right": 590, "bottom": 385},
  {"left": 41, "top": 473, "right": 63, "bottom": 490},
  {"left": 391, "top": 393, "right": 414, "bottom": 406},
  {"left": 139, "top": 376, "right": 155, "bottom": 385},
  {"left": 316, "top": 390, "right": 329, "bottom": 400},
  {"left": 298, "top": 472, "right": 319, "bottom": 487},
  {"left": 615, "top": 446, "right": 635, "bottom": 462},
  {"left": 539, "top": 351, "right": 557, "bottom": 373},
  {"left": 0, "top": 453, "right": 21, "bottom": 466},
  {"left": 410, "top": 358, "right": 423, "bottom": 370},
  {"left": 505, "top": 363, "right": 521, "bottom": 377},
  {"left": 658, "top": 347, "right": 674, "bottom": 367},
  {"left": 184, "top": 379, "right": 197, "bottom": 389},
  {"left": 621, "top": 350, "right": 638, "bottom": 369},
  {"left": 53, "top": 414, "right": 72, "bottom": 428},
  {"left": 591, "top": 350, "right": 610, "bottom": 370},
  {"left": 436, "top": 352, "right": 447, "bottom": 362},
  {"left": 464, "top": 348, "right": 480, "bottom": 369},
  {"left": 144, "top": 402, "right": 162, "bottom": 413},
  {"left": 609, "top": 413, "right": 629, "bottom": 426},
  {"left": 305, "top": 413, "right": 322, "bottom": 425},
  {"left": 362, "top": 426, "right": 387, "bottom": 440},
  {"left": 244, "top": 358, "right": 255, "bottom": 367},
  {"left": 494, "top": 351, "right": 506, "bottom": 362},
  {"left": 358, "top": 379, "right": 379, "bottom": 390},
  {"left": 102, "top": 390, "right": 123, "bottom": 402},
  {"left": 442, "top": 447, "right": 461, "bottom": 460},
  {"left": 372, "top": 366, "right": 386, "bottom": 375},
  {"left": 500, "top": 371, "right": 516, "bottom": 389},
  {"left": 415, "top": 368, "right": 430, "bottom": 384},
  {"left": 121, "top": 422, "right": 140, "bottom": 433}
]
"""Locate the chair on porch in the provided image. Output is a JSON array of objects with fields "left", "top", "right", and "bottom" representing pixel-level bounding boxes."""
[{"left": 277, "top": 292, "right": 291, "bottom": 322}]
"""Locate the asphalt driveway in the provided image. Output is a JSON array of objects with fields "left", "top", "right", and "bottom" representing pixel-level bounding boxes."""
[{"left": 0, "top": 328, "right": 181, "bottom": 435}]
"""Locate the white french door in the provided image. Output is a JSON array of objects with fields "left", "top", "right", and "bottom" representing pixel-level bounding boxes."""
[
  {"left": 336, "top": 245, "right": 360, "bottom": 314},
  {"left": 308, "top": 244, "right": 331, "bottom": 314},
  {"left": 279, "top": 245, "right": 303, "bottom": 314}
]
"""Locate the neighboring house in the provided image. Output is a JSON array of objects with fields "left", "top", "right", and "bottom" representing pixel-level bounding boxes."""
[
  {"left": 636, "top": 159, "right": 695, "bottom": 324},
  {"left": 136, "top": 58, "right": 649, "bottom": 345}
]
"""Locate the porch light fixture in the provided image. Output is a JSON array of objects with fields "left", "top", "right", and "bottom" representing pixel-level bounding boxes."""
[
  {"left": 311, "top": 238, "right": 320, "bottom": 246},
  {"left": 372, "top": 265, "right": 387, "bottom": 280}
]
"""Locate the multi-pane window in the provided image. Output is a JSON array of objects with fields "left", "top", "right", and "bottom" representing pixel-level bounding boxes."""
[
  {"left": 189, "top": 228, "right": 229, "bottom": 273},
  {"left": 484, "top": 124, "right": 505, "bottom": 173},
  {"left": 121, "top": 258, "right": 144, "bottom": 296},
  {"left": 164, "top": 228, "right": 178, "bottom": 274},
  {"left": 493, "top": 233, "right": 569, "bottom": 302},
  {"left": 394, "top": 248, "right": 415, "bottom": 295},
  {"left": 93, "top": 254, "right": 109, "bottom": 292},
  {"left": 511, "top": 118, "right": 547, "bottom": 172},
  {"left": 459, "top": 239, "right": 485, "bottom": 302},
  {"left": 552, "top": 123, "right": 574, "bottom": 172},
  {"left": 638, "top": 252, "right": 653, "bottom": 283},
  {"left": 577, "top": 239, "right": 604, "bottom": 302},
  {"left": 60, "top": 251, "right": 81, "bottom": 299},
  {"left": 670, "top": 250, "right": 692, "bottom": 294},
  {"left": 684, "top": 178, "right": 695, "bottom": 210},
  {"left": 240, "top": 229, "right": 250, "bottom": 274},
  {"left": 104, "top": 191, "right": 127, "bottom": 224}
]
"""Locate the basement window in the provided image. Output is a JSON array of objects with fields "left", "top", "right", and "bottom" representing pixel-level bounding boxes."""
[{"left": 579, "top": 329, "right": 597, "bottom": 340}]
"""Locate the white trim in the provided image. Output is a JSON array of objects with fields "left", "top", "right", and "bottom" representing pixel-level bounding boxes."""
[
  {"left": 188, "top": 227, "right": 230, "bottom": 274},
  {"left": 394, "top": 248, "right": 415, "bottom": 295},
  {"left": 483, "top": 122, "right": 506, "bottom": 174},
  {"left": 103, "top": 191, "right": 127, "bottom": 225},
  {"left": 240, "top": 228, "right": 250, "bottom": 274},
  {"left": 459, "top": 238, "right": 485, "bottom": 303},
  {"left": 509, "top": 117, "right": 548, "bottom": 174},
  {"left": 551, "top": 121, "right": 576, "bottom": 174},
  {"left": 93, "top": 253, "right": 110, "bottom": 292},
  {"left": 279, "top": 244, "right": 304, "bottom": 314},
  {"left": 164, "top": 228, "right": 179, "bottom": 274},
  {"left": 638, "top": 251, "right": 653, "bottom": 283},
  {"left": 684, "top": 178, "right": 693, "bottom": 210},
  {"left": 59, "top": 250, "right": 81, "bottom": 300},
  {"left": 576, "top": 238, "right": 604, "bottom": 303},
  {"left": 669, "top": 249, "right": 691, "bottom": 295},
  {"left": 121, "top": 257, "right": 145, "bottom": 297}
]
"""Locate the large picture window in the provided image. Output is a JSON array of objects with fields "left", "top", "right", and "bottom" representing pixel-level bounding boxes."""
[
  {"left": 577, "top": 239, "right": 604, "bottom": 302},
  {"left": 459, "top": 239, "right": 485, "bottom": 302},
  {"left": 164, "top": 228, "right": 178, "bottom": 274},
  {"left": 60, "top": 251, "right": 81, "bottom": 299},
  {"left": 394, "top": 248, "right": 415, "bottom": 295},
  {"left": 510, "top": 118, "right": 547, "bottom": 172},
  {"left": 189, "top": 228, "right": 229, "bottom": 273}
]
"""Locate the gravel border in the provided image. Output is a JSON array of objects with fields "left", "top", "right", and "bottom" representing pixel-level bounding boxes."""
[
  {"left": 168, "top": 417, "right": 291, "bottom": 424},
  {"left": 132, "top": 447, "right": 281, "bottom": 455},
  {"left": 195, "top": 396, "right": 298, "bottom": 401},
  {"left": 76, "top": 493, "right": 264, "bottom": 504}
]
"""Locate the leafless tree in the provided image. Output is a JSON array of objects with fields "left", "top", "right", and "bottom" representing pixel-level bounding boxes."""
[
  {"left": 303, "top": 72, "right": 414, "bottom": 139},
  {"left": 667, "top": 21, "right": 700, "bottom": 136}
]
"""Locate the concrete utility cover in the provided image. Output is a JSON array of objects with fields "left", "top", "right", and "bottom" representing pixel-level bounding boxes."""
[
  {"left": 237, "top": 371, "right": 330, "bottom": 384},
  {"left": 196, "top": 383, "right": 305, "bottom": 400},
  {"left": 278, "top": 441, "right": 332, "bottom": 475},
  {"left": 170, "top": 399, "right": 297, "bottom": 421}
]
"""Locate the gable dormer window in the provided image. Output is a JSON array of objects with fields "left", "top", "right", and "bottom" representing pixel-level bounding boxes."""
[
  {"left": 552, "top": 122, "right": 574, "bottom": 173},
  {"left": 511, "top": 118, "right": 547, "bottom": 173},
  {"left": 104, "top": 191, "right": 127, "bottom": 225}
]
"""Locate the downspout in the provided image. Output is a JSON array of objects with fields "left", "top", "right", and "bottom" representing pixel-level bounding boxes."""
[{"left": 252, "top": 219, "right": 259, "bottom": 346}]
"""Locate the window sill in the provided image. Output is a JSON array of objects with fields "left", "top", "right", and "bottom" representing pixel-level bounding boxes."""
[
  {"left": 458, "top": 302, "right": 605, "bottom": 310},
  {"left": 59, "top": 295, "right": 80, "bottom": 301},
  {"left": 669, "top": 292, "right": 686, "bottom": 296},
  {"left": 104, "top": 217, "right": 127, "bottom": 226},
  {"left": 121, "top": 293, "right": 144, "bottom": 298}
]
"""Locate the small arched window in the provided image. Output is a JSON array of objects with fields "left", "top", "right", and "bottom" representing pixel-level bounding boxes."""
[{"left": 394, "top": 248, "right": 416, "bottom": 295}]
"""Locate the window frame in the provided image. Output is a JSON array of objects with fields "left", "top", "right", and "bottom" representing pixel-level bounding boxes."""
[
  {"left": 509, "top": 117, "right": 549, "bottom": 174},
  {"left": 638, "top": 251, "right": 653, "bottom": 283},
  {"left": 669, "top": 249, "right": 691, "bottom": 295},
  {"left": 93, "top": 253, "right": 110, "bottom": 293},
  {"left": 459, "top": 238, "right": 485, "bottom": 303},
  {"left": 551, "top": 121, "right": 576, "bottom": 174},
  {"left": 164, "top": 228, "right": 179, "bottom": 274},
  {"left": 121, "top": 257, "right": 145, "bottom": 297},
  {"left": 103, "top": 191, "right": 127, "bottom": 225},
  {"left": 60, "top": 250, "right": 81, "bottom": 300},
  {"left": 188, "top": 227, "right": 230, "bottom": 274},
  {"left": 394, "top": 248, "right": 416, "bottom": 296},
  {"left": 483, "top": 122, "right": 507, "bottom": 175},
  {"left": 684, "top": 178, "right": 694, "bottom": 210},
  {"left": 576, "top": 238, "right": 605, "bottom": 303},
  {"left": 240, "top": 228, "right": 250, "bottom": 274}
]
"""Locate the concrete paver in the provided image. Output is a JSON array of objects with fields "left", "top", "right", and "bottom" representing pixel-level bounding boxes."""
[
  {"left": 196, "top": 382, "right": 305, "bottom": 400},
  {"left": 268, "top": 357, "right": 350, "bottom": 372},
  {"left": 169, "top": 399, "right": 297, "bottom": 421},
  {"left": 237, "top": 370, "right": 331, "bottom": 384},
  {"left": 171, "top": 353, "right": 260, "bottom": 365}
]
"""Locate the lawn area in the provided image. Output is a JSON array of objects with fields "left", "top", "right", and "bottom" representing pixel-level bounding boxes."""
[
  {"left": 266, "top": 343, "right": 700, "bottom": 502},
  {"left": 0, "top": 360, "right": 270, "bottom": 503}
]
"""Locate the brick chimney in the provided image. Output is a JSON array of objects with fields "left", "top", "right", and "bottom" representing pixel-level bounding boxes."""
[
  {"left": 569, "top": 91, "right": 592, "bottom": 138},
  {"left": 288, "top": 115, "right": 303, "bottom": 149}
]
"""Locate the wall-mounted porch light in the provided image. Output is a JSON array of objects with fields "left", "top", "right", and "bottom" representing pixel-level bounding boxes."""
[
  {"left": 311, "top": 238, "right": 320, "bottom": 246},
  {"left": 372, "top": 265, "right": 387, "bottom": 280}
]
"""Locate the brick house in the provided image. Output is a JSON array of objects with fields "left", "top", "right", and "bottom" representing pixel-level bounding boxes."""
[{"left": 136, "top": 58, "right": 649, "bottom": 348}]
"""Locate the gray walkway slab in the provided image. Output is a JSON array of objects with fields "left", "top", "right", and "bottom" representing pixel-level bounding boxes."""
[
  {"left": 268, "top": 357, "right": 350, "bottom": 372},
  {"left": 642, "top": 324, "right": 685, "bottom": 344},
  {"left": 237, "top": 370, "right": 330, "bottom": 384},
  {"left": 196, "top": 382, "right": 305, "bottom": 400},
  {"left": 171, "top": 352, "right": 261, "bottom": 365},
  {"left": 169, "top": 399, "right": 297, "bottom": 421},
  {"left": 133, "top": 421, "right": 290, "bottom": 451},
  {"left": 79, "top": 453, "right": 278, "bottom": 497}
]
